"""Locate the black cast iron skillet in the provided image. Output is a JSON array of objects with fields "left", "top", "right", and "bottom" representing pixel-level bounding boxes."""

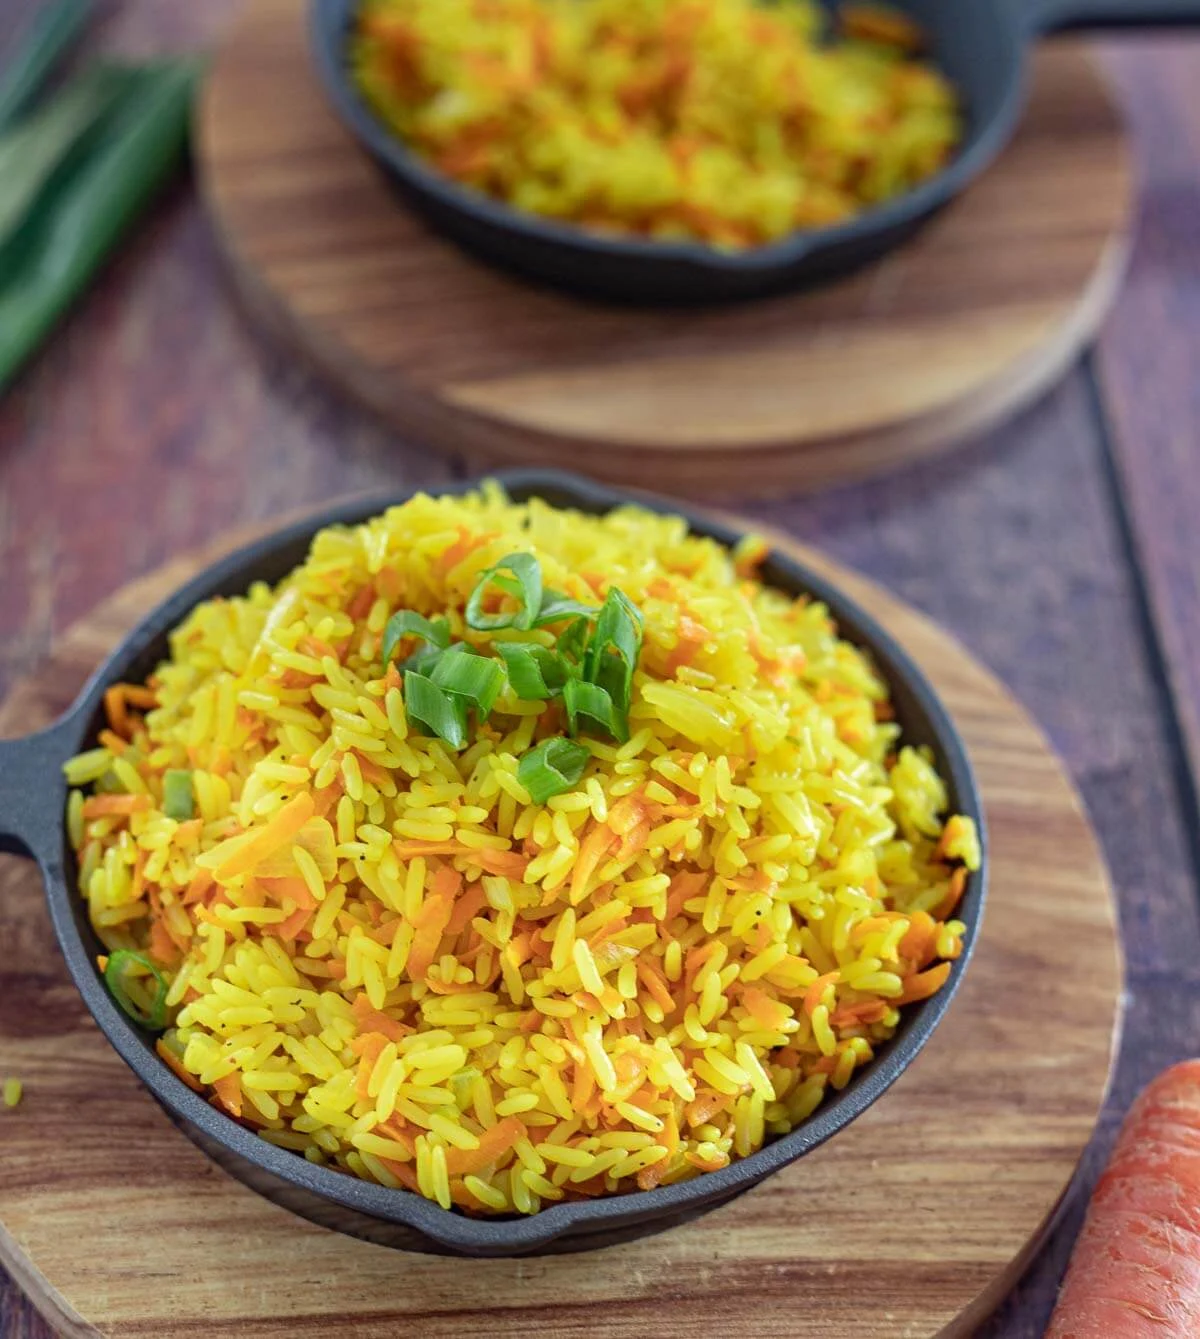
[
  {"left": 310, "top": 0, "right": 1200, "bottom": 303},
  {"left": 0, "top": 470, "right": 986, "bottom": 1256}
]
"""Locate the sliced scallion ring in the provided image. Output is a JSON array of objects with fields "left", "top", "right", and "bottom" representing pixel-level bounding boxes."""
[
  {"left": 162, "top": 768, "right": 193, "bottom": 821},
  {"left": 403, "top": 669, "right": 469, "bottom": 749},
  {"left": 105, "top": 949, "right": 169, "bottom": 1030},
  {"left": 518, "top": 736, "right": 590, "bottom": 804},
  {"left": 496, "top": 642, "right": 569, "bottom": 701},
  {"left": 431, "top": 646, "right": 507, "bottom": 717},
  {"left": 465, "top": 553, "right": 543, "bottom": 632},
  {"left": 382, "top": 610, "right": 450, "bottom": 669},
  {"left": 563, "top": 677, "right": 628, "bottom": 743}
]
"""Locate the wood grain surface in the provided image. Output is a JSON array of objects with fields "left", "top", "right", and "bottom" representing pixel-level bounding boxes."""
[
  {"left": 196, "top": 0, "right": 1131, "bottom": 495},
  {"left": 2, "top": 2, "right": 1200, "bottom": 1335},
  {"left": 0, "top": 518, "right": 1122, "bottom": 1339},
  {"left": 1095, "top": 39, "right": 1200, "bottom": 795}
]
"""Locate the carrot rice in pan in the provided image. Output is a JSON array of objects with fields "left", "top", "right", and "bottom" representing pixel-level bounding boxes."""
[
  {"left": 65, "top": 486, "right": 979, "bottom": 1215},
  {"left": 350, "top": 0, "right": 961, "bottom": 248}
]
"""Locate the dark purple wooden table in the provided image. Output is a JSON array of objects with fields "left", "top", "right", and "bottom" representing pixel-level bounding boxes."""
[{"left": 2, "top": 4, "right": 1199, "bottom": 1335}]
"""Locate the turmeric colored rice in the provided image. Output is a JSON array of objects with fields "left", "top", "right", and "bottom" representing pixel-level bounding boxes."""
[
  {"left": 65, "top": 487, "right": 980, "bottom": 1215},
  {"left": 351, "top": 0, "right": 962, "bottom": 248}
]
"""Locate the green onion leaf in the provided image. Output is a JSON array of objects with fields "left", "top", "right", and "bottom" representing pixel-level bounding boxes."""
[
  {"left": 585, "top": 588, "right": 644, "bottom": 713},
  {"left": 0, "top": 65, "right": 125, "bottom": 252},
  {"left": 0, "top": 59, "right": 199, "bottom": 393},
  {"left": 496, "top": 642, "right": 569, "bottom": 700},
  {"left": 382, "top": 610, "right": 450, "bottom": 669},
  {"left": 403, "top": 670, "right": 468, "bottom": 749},
  {"left": 431, "top": 647, "right": 507, "bottom": 717},
  {"left": 518, "top": 737, "right": 590, "bottom": 805},
  {"left": 105, "top": 948, "right": 169, "bottom": 1030},
  {"left": 465, "top": 553, "right": 543, "bottom": 632},
  {"left": 162, "top": 768, "right": 193, "bottom": 821},
  {"left": 0, "top": 0, "right": 93, "bottom": 132},
  {"left": 556, "top": 616, "right": 592, "bottom": 668},
  {"left": 563, "top": 678, "right": 628, "bottom": 743},
  {"left": 532, "top": 588, "right": 596, "bottom": 628}
]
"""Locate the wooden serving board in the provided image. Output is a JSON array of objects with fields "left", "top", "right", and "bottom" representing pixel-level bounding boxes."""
[
  {"left": 0, "top": 514, "right": 1121, "bottom": 1338},
  {"left": 196, "top": 1, "right": 1132, "bottom": 496}
]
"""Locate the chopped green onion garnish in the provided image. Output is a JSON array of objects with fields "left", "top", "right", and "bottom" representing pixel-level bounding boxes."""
[
  {"left": 585, "top": 588, "right": 644, "bottom": 714},
  {"left": 556, "top": 616, "right": 591, "bottom": 668},
  {"left": 162, "top": 768, "right": 193, "bottom": 821},
  {"left": 518, "top": 736, "right": 590, "bottom": 804},
  {"left": 563, "top": 678, "right": 628, "bottom": 743},
  {"left": 403, "top": 670, "right": 468, "bottom": 749},
  {"left": 431, "top": 647, "right": 507, "bottom": 717},
  {"left": 465, "top": 553, "right": 543, "bottom": 632},
  {"left": 382, "top": 610, "right": 450, "bottom": 669},
  {"left": 497, "top": 642, "right": 569, "bottom": 701},
  {"left": 532, "top": 589, "right": 596, "bottom": 628},
  {"left": 105, "top": 949, "right": 169, "bottom": 1030}
]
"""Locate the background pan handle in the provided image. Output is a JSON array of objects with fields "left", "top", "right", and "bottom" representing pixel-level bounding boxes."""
[
  {"left": 1028, "top": 0, "right": 1200, "bottom": 29},
  {"left": 0, "top": 720, "right": 76, "bottom": 863}
]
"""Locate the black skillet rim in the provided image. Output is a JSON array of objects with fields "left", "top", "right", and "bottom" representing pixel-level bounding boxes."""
[
  {"left": 37, "top": 468, "right": 987, "bottom": 1254},
  {"left": 307, "top": 0, "right": 1027, "bottom": 283}
]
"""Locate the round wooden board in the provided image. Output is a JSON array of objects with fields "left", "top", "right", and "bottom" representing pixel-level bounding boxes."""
[
  {"left": 0, "top": 511, "right": 1122, "bottom": 1338},
  {"left": 196, "top": 2, "right": 1132, "bottom": 496}
]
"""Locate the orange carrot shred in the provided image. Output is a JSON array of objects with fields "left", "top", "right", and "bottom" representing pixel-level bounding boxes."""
[
  {"left": 156, "top": 1040, "right": 203, "bottom": 1092},
  {"left": 82, "top": 794, "right": 152, "bottom": 819},
  {"left": 896, "top": 961, "right": 952, "bottom": 1005}
]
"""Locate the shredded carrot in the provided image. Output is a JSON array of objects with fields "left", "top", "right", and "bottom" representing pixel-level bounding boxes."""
[
  {"left": 896, "top": 961, "right": 952, "bottom": 1005},
  {"left": 935, "top": 867, "right": 968, "bottom": 921},
  {"left": 212, "top": 1073, "right": 243, "bottom": 1118},
  {"left": 97, "top": 729, "right": 127, "bottom": 755},
  {"left": 444, "top": 1116, "right": 527, "bottom": 1177},
  {"left": 214, "top": 793, "right": 316, "bottom": 881},
  {"left": 685, "top": 1090, "right": 730, "bottom": 1128},
  {"left": 572, "top": 1061, "right": 596, "bottom": 1112},
  {"left": 636, "top": 960, "right": 675, "bottom": 1015},
  {"left": 354, "top": 1032, "right": 391, "bottom": 1099},
  {"left": 103, "top": 686, "right": 130, "bottom": 738},
  {"left": 571, "top": 822, "right": 618, "bottom": 904},
  {"left": 392, "top": 840, "right": 528, "bottom": 879},
  {"left": 351, "top": 994, "right": 410, "bottom": 1042},
  {"left": 345, "top": 583, "right": 376, "bottom": 622},
  {"left": 156, "top": 1040, "right": 202, "bottom": 1091},
  {"left": 275, "top": 906, "right": 312, "bottom": 940},
  {"left": 741, "top": 986, "right": 790, "bottom": 1032},
  {"left": 446, "top": 882, "right": 488, "bottom": 937},
  {"left": 82, "top": 794, "right": 152, "bottom": 819},
  {"left": 898, "top": 910, "right": 937, "bottom": 967},
  {"left": 406, "top": 869, "right": 460, "bottom": 980},
  {"left": 830, "top": 1000, "right": 889, "bottom": 1028},
  {"left": 148, "top": 920, "right": 178, "bottom": 966},
  {"left": 803, "top": 971, "right": 841, "bottom": 1017},
  {"left": 381, "top": 1158, "right": 421, "bottom": 1192}
]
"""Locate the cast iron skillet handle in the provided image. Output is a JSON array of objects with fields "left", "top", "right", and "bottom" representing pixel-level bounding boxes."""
[
  {"left": 1026, "top": 0, "right": 1200, "bottom": 29},
  {"left": 0, "top": 717, "right": 78, "bottom": 865}
]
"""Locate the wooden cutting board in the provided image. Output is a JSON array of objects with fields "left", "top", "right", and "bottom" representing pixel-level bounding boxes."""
[
  {"left": 196, "top": 1, "right": 1131, "bottom": 495},
  {"left": 0, "top": 514, "right": 1121, "bottom": 1338}
]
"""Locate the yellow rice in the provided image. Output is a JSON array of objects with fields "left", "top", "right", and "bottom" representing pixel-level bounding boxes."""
[
  {"left": 66, "top": 486, "right": 979, "bottom": 1215},
  {"left": 351, "top": 0, "right": 961, "bottom": 249}
]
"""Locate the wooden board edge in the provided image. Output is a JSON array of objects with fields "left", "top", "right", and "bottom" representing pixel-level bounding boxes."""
[{"left": 0, "top": 1220, "right": 100, "bottom": 1339}]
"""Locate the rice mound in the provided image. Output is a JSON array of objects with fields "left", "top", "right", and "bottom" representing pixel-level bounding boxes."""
[
  {"left": 66, "top": 486, "right": 979, "bottom": 1215},
  {"left": 351, "top": 0, "right": 962, "bottom": 248}
]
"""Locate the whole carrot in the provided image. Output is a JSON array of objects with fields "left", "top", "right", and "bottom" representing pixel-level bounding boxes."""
[{"left": 1047, "top": 1060, "right": 1200, "bottom": 1338}]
